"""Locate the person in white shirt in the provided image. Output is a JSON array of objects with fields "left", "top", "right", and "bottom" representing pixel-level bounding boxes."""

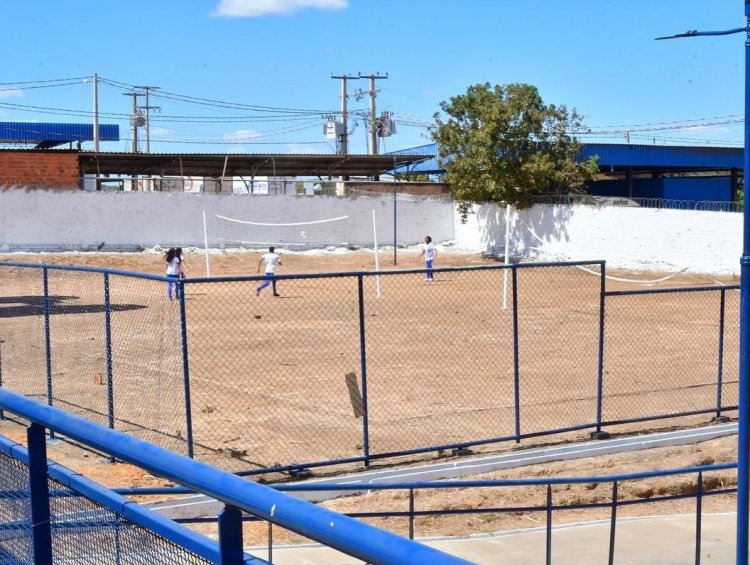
[
  {"left": 165, "top": 247, "right": 186, "bottom": 300},
  {"left": 418, "top": 235, "right": 437, "bottom": 281},
  {"left": 257, "top": 246, "right": 282, "bottom": 296}
]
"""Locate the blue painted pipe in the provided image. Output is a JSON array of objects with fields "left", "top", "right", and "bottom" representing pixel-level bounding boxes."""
[
  {"left": 739, "top": 6, "right": 750, "bottom": 564},
  {"left": 0, "top": 389, "right": 469, "bottom": 565}
]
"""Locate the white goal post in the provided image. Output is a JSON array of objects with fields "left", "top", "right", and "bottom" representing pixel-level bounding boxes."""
[{"left": 203, "top": 211, "right": 351, "bottom": 276}]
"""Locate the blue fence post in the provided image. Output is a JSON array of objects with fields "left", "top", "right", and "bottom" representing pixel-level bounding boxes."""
[
  {"left": 408, "top": 488, "right": 415, "bottom": 540},
  {"left": 357, "top": 275, "right": 371, "bottom": 466},
  {"left": 178, "top": 280, "right": 194, "bottom": 459},
  {"left": 42, "top": 268, "right": 54, "bottom": 440},
  {"left": 715, "top": 289, "right": 727, "bottom": 421},
  {"left": 593, "top": 262, "right": 610, "bottom": 440},
  {"left": 696, "top": 471, "right": 703, "bottom": 565},
  {"left": 27, "top": 423, "right": 52, "bottom": 565},
  {"left": 267, "top": 522, "right": 273, "bottom": 564},
  {"left": 512, "top": 265, "right": 521, "bottom": 442},
  {"left": 545, "top": 484, "right": 552, "bottom": 565},
  {"left": 104, "top": 273, "right": 115, "bottom": 463},
  {"left": 0, "top": 339, "right": 4, "bottom": 421},
  {"left": 218, "top": 504, "right": 244, "bottom": 565},
  {"left": 608, "top": 480, "right": 618, "bottom": 565}
]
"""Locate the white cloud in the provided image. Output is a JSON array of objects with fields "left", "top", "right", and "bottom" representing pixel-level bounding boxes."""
[
  {"left": 0, "top": 88, "right": 23, "bottom": 100},
  {"left": 283, "top": 143, "right": 323, "bottom": 154},
  {"left": 213, "top": 0, "right": 347, "bottom": 18},
  {"left": 149, "top": 127, "right": 174, "bottom": 138},
  {"left": 224, "top": 129, "right": 262, "bottom": 142}
]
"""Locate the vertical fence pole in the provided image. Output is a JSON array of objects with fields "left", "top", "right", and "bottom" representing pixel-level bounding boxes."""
[
  {"left": 545, "top": 484, "right": 552, "bottom": 565},
  {"left": 103, "top": 274, "right": 114, "bottom": 429},
  {"left": 512, "top": 266, "right": 521, "bottom": 442},
  {"left": 267, "top": 522, "right": 273, "bottom": 564},
  {"left": 408, "top": 488, "right": 415, "bottom": 540},
  {"left": 104, "top": 274, "right": 115, "bottom": 463},
  {"left": 608, "top": 481, "right": 618, "bottom": 565},
  {"left": 695, "top": 471, "right": 703, "bottom": 565},
  {"left": 0, "top": 340, "right": 4, "bottom": 421},
  {"left": 218, "top": 505, "right": 244, "bottom": 565},
  {"left": 178, "top": 280, "right": 194, "bottom": 459},
  {"left": 594, "top": 262, "right": 607, "bottom": 437},
  {"left": 716, "top": 289, "right": 727, "bottom": 420},
  {"left": 737, "top": 8, "right": 750, "bottom": 562},
  {"left": 357, "top": 275, "right": 371, "bottom": 466},
  {"left": 27, "top": 423, "right": 52, "bottom": 565},
  {"left": 42, "top": 268, "right": 54, "bottom": 440}
]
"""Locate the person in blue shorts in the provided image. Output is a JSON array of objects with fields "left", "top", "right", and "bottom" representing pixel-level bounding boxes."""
[
  {"left": 165, "top": 247, "right": 186, "bottom": 300},
  {"left": 418, "top": 235, "right": 437, "bottom": 281},
  {"left": 257, "top": 246, "right": 282, "bottom": 296}
]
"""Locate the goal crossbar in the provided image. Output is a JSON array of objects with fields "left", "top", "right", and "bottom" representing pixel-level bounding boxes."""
[{"left": 215, "top": 214, "right": 349, "bottom": 227}]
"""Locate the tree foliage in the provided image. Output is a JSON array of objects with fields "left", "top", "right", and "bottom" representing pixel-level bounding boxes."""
[{"left": 431, "top": 83, "right": 599, "bottom": 217}]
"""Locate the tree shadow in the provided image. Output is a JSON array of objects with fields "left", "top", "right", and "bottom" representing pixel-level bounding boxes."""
[
  {"left": 0, "top": 295, "right": 147, "bottom": 318},
  {"left": 473, "top": 202, "right": 573, "bottom": 259}
]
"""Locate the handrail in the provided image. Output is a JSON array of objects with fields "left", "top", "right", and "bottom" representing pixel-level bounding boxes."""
[{"left": 0, "top": 389, "right": 469, "bottom": 565}]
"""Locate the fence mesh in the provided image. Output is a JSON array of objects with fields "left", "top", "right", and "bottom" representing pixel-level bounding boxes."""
[
  {"left": 0, "top": 452, "right": 33, "bottom": 563},
  {"left": 364, "top": 268, "right": 516, "bottom": 453},
  {"left": 185, "top": 275, "right": 362, "bottom": 470},
  {"left": 48, "top": 477, "right": 212, "bottom": 564},
  {"left": 516, "top": 264, "right": 602, "bottom": 434},
  {"left": 603, "top": 288, "right": 739, "bottom": 422},
  {"left": 0, "top": 260, "right": 740, "bottom": 473}
]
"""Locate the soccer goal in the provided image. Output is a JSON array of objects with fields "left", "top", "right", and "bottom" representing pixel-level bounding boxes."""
[{"left": 203, "top": 211, "right": 350, "bottom": 274}]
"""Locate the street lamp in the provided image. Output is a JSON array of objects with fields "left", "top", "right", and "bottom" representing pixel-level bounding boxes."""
[{"left": 657, "top": 6, "right": 750, "bottom": 564}]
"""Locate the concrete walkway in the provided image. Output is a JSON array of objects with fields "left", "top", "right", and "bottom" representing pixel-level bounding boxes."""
[{"left": 247, "top": 513, "right": 736, "bottom": 564}]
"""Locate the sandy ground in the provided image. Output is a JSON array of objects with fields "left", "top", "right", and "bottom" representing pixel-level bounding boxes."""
[{"left": 0, "top": 248, "right": 740, "bottom": 543}]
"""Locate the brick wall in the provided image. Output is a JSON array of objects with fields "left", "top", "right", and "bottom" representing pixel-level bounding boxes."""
[{"left": 0, "top": 150, "right": 80, "bottom": 189}]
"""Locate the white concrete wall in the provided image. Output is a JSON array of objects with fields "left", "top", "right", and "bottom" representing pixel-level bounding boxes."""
[
  {"left": 454, "top": 203, "right": 743, "bottom": 275},
  {"left": 1, "top": 189, "right": 743, "bottom": 275},
  {"left": 0, "top": 189, "right": 453, "bottom": 252}
]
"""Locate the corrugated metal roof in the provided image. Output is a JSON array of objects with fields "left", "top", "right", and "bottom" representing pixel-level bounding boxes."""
[
  {"left": 76, "top": 151, "right": 431, "bottom": 177},
  {"left": 0, "top": 122, "right": 119, "bottom": 148},
  {"left": 579, "top": 143, "right": 741, "bottom": 169},
  {"left": 389, "top": 142, "right": 743, "bottom": 174}
]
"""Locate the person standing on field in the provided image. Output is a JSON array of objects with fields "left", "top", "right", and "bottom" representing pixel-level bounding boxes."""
[
  {"left": 165, "top": 247, "right": 186, "bottom": 300},
  {"left": 418, "top": 235, "right": 437, "bottom": 281},
  {"left": 257, "top": 246, "right": 281, "bottom": 296}
]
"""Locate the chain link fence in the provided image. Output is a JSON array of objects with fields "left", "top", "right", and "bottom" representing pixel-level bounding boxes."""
[{"left": 0, "top": 260, "right": 739, "bottom": 473}]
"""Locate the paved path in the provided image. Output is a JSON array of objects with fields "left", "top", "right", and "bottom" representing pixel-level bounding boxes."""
[{"left": 247, "top": 513, "right": 736, "bottom": 564}]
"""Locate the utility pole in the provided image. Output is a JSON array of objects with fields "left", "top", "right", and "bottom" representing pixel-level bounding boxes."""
[
  {"left": 358, "top": 73, "right": 387, "bottom": 155},
  {"left": 331, "top": 74, "right": 358, "bottom": 155},
  {"left": 122, "top": 92, "right": 145, "bottom": 153},
  {"left": 92, "top": 73, "right": 99, "bottom": 152},
  {"left": 135, "top": 86, "right": 160, "bottom": 154}
]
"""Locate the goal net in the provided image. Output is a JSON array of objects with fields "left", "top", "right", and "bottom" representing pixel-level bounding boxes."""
[{"left": 209, "top": 213, "right": 350, "bottom": 250}]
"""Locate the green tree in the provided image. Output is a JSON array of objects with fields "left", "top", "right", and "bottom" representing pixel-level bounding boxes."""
[{"left": 431, "top": 83, "right": 599, "bottom": 217}]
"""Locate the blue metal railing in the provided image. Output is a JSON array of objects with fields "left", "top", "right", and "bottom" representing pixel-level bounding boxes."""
[
  {"left": 0, "top": 388, "right": 468, "bottom": 564},
  {"left": 119, "top": 463, "right": 738, "bottom": 565}
]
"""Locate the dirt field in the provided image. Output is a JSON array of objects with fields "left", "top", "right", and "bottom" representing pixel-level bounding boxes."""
[{"left": 0, "top": 248, "right": 741, "bottom": 542}]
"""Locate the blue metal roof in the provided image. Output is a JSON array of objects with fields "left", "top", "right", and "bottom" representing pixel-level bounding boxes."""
[
  {"left": 389, "top": 142, "right": 743, "bottom": 174},
  {"left": 0, "top": 122, "right": 119, "bottom": 148},
  {"left": 579, "top": 143, "right": 742, "bottom": 169}
]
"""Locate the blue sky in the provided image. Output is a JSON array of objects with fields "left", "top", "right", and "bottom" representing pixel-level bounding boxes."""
[{"left": 0, "top": 0, "right": 747, "bottom": 154}]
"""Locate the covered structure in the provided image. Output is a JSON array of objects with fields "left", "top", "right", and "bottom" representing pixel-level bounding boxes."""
[
  {"left": 390, "top": 142, "right": 743, "bottom": 204},
  {"left": 77, "top": 152, "right": 429, "bottom": 179}
]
